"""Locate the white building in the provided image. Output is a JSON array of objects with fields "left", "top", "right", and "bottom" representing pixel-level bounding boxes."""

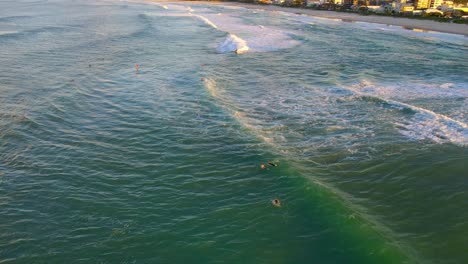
[{"left": 431, "top": 0, "right": 444, "bottom": 8}]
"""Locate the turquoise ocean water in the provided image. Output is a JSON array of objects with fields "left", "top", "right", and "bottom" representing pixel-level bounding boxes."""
[{"left": 1, "top": 0, "right": 467, "bottom": 263}]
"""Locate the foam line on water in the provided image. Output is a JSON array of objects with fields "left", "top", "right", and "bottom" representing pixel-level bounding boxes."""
[
  {"left": 191, "top": 12, "right": 297, "bottom": 53},
  {"left": 201, "top": 77, "right": 419, "bottom": 262},
  {"left": 287, "top": 10, "right": 466, "bottom": 44},
  {"left": 202, "top": 77, "right": 283, "bottom": 149},
  {"left": 346, "top": 80, "right": 467, "bottom": 146},
  {"left": 195, "top": 12, "right": 300, "bottom": 53},
  {"left": 202, "top": 77, "right": 219, "bottom": 98},
  {"left": 0, "top": 31, "right": 19, "bottom": 36},
  {"left": 191, "top": 14, "right": 251, "bottom": 54},
  {"left": 142, "top": 10, "right": 250, "bottom": 54},
  {"left": 353, "top": 22, "right": 467, "bottom": 44},
  {"left": 142, "top": 1, "right": 177, "bottom": 10},
  {"left": 349, "top": 79, "right": 468, "bottom": 100},
  {"left": 192, "top": 14, "right": 218, "bottom": 29},
  {"left": 217, "top": 34, "right": 249, "bottom": 54},
  {"left": 149, "top": 3, "right": 300, "bottom": 53}
]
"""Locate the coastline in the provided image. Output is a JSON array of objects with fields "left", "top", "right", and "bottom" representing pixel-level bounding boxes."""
[{"left": 131, "top": 0, "right": 468, "bottom": 36}]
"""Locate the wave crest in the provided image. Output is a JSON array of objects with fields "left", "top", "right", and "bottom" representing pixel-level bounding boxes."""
[
  {"left": 348, "top": 80, "right": 467, "bottom": 146},
  {"left": 217, "top": 34, "right": 249, "bottom": 54}
]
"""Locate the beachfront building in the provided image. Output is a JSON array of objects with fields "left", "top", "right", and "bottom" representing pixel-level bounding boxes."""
[
  {"left": 430, "top": 0, "right": 444, "bottom": 7},
  {"left": 391, "top": 0, "right": 416, "bottom": 11},
  {"left": 353, "top": 0, "right": 392, "bottom": 5},
  {"left": 414, "top": 0, "right": 431, "bottom": 8}
]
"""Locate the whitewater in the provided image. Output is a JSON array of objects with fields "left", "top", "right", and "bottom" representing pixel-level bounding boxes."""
[{"left": 1, "top": 1, "right": 467, "bottom": 263}]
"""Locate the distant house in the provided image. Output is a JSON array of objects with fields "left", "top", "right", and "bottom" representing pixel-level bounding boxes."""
[
  {"left": 414, "top": 0, "right": 431, "bottom": 9},
  {"left": 305, "top": 0, "right": 344, "bottom": 5},
  {"left": 392, "top": 0, "right": 416, "bottom": 12},
  {"left": 353, "top": 0, "right": 392, "bottom": 6},
  {"left": 430, "top": 0, "right": 444, "bottom": 8}
]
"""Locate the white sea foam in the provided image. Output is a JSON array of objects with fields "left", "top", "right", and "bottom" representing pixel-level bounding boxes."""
[
  {"left": 439, "top": 83, "right": 454, "bottom": 89},
  {"left": 145, "top": 2, "right": 169, "bottom": 10},
  {"left": 218, "top": 5, "right": 244, "bottom": 10},
  {"left": 202, "top": 78, "right": 283, "bottom": 147},
  {"left": 202, "top": 78, "right": 220, "bottom": 99},
  {"left": 192, "top": 14, "right": 218, "bottom": 29},
  {"left": 285, "top": 9, "right": 466, "bottom": 44},
  {"left": 191, "top": 12, "right": 300, "bottom": 53},
  {"left": 214, "top": 14, "right": 299, "bottom": 52},
  {"left": 348, "top": 80, "right": 468, "bottom": 146},
  {"left": 217, "top": 34, "right": 249, "bottom": 54},
  {"left": 231, "top": 110, "right": 281, "bottom": 147},
  {"left": 0, "top": 31, "right": 19, "bottom": 36},
  {"left": 286, "top": 13, "right": 343, "bottom": 26},
  {"left": 351, "top": 79, "right": 468, "bottom": 100},
  {"left": 356, "top": 23, "right": 467, "bottom": 44},
  {"left": 396, "top": 115, "right": 467, "bottom": 146},
  {"left": 145, "top": 2, "right": 193, "bottom": 11},
  {"left": 140, "top": 3, "right": 300, "bottom": 53},
  {"left": 390, "top": 101, "right": 467, "bottom": 146}
]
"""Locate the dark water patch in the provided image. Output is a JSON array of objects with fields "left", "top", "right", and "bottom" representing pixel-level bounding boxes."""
[{"left": 318, "top": 142, "right": 468, "bottom": 263}]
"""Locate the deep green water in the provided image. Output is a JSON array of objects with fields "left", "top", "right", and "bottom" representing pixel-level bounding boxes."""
[{"left": 0, "top": 0, "right": 467, "bottom": 263}]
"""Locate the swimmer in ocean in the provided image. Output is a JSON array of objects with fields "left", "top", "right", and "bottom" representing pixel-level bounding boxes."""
[{"left": 272, "top": 198, "right": 281, "bottom": 207}]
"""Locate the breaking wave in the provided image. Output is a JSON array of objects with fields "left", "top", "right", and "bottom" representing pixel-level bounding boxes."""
[
  {"left": 347, "top": 80, "right": 467, "bottom": 146},
  {"left": 144, "top": 3, "right": 300, "bottom": 54},
  {"left": 0, "top": 31, "right": 19, "bottom": 37},
  {"left": 192, "top": 14, "right": 218, "bottom": 29},
  {"left": 217, "top": 34, "right": 249, "bottom": 54}
]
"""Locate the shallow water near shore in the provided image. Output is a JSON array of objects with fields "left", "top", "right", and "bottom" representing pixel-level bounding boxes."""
[{"left": 1, "top": 0, "right": 467, "bottom": 263}]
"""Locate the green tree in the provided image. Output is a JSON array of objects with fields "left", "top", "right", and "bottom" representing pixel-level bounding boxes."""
[{"left": 453, "top": 0, "right": 468, "bottom": 5}]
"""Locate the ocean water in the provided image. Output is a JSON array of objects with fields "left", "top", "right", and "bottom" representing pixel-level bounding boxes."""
[{"left": 1, "top": 0, "right": 467, "bottom": 263}]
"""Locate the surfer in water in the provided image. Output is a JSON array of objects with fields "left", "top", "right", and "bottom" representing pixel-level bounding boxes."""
[
  {"left": 272, "top": 198, "right": 281, "bottom": 207},
  {"left": 261, "top": 161, "right": 278, "bottom": 170},
  {"left": 267, "top": 161, "right": 278, "bottom": 167}
]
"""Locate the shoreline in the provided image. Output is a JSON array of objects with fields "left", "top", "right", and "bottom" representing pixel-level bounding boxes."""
[
  {"left": 131, "top": 0, "right": 468, "bottom": 36},
  {"left": 237, "top": 3, "right": 468, "bottom": 36}
]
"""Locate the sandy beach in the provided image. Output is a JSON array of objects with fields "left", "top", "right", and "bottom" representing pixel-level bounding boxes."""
[{"left": 132, "top": 0, "right": 468, "bottom": 36}]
